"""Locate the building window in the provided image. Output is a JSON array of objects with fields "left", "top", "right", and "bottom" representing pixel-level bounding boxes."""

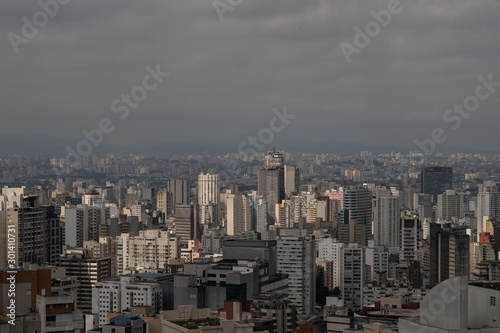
[{"left": 491, "top": 296, "right": 497, "bottom": 307}]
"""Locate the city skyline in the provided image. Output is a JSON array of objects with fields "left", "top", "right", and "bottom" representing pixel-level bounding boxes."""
[{"left": 2, "top": 1, "right": 500, "bottom": 331}]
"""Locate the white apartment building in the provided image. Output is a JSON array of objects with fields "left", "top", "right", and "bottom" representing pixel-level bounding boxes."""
[
  {"left": 92, "top": 276, "right": 162, "bottom": 327},
  {"left": 318, "top": 238, "right": 344, "bottom": 289},
  {"left": 277, "top": 229, "right": 316, "bottom": 315},
  {"left": 117, "top": 230, "right": 180, "bottom": 274}
]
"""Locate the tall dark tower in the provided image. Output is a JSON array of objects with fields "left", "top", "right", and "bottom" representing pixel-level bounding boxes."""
[
  {"left": 258, "top": 148, "right": 285, "bottom": 225},
  {"left": 429, "top": 223, "right": 469, "bottom": 286},
  {"left": 420, "top": 167, "right": 452, "bottom": 202}
]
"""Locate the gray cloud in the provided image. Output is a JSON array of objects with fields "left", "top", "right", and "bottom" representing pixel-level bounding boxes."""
[{"left": 1, "top": 0, "right": 500, "bottom": 153}]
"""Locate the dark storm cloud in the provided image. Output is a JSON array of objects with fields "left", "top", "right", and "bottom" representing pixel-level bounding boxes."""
[{"left": 1, "top": 0, "right": 499, "bottom": 153}]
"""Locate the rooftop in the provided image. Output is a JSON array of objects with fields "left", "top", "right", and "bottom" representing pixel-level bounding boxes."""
[{"left": 469, "top": 281, "right": 500, "bottom": 291}]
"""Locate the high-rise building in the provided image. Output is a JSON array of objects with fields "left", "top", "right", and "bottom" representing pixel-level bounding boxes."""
[
  {"left": 198, "top": 173, "right": 220, "bottom": 206},
  {"left": 92, "top": 276, "right": 163, "bottom": 327},
  {"left": 342, "top": 243, "right": 365, "bottom": 311},
  {"left": 277, "top": 229, "right": 316, "bottom": 315},
  {"left": 58, "top": 248, "right": 111, "bottom": 313},
  {"left": 254, "top": 197, "right": 268, "bottom": 233},
  {"left": 437, "top": 189, "right": 464, "bottom": 221},
  {"left": 264, "top": 148, "right": 284, "bottom": 169},
  {"left": 174, "top": 203, "right": 197, "bottom": 247},
  {"left": 420, "top": 166, "right": 452, "bottom": 202},
  {"left": 324, "top": 188, "right": 344, "bottom": 210},
  {"left": 65, "top": 204, "right": 110, "bottom": 247},
  {"left": 0, "top": 195, "right": 62, "bottom": 267},
  {"left": 399, "top": 217, "right": 421, "bottom": 261},
  {"left": 226, "top": 194, "right": 253, "bottom": 235},
  {"left": 318, "top": 238, "right": 344, "bottom": 290},
  {"left": 275, "top": 200, "right": 291, "bottom": 228},
  {"left": 373, "top": 193, "right": 400, "bottom": 248},
  {"left": 117, "top": 230, "right": 180, "bottom": 275},
  {"left": 167, "top": 178, "right": 191, "bottom": 206},
  {"left": 476, "top": 184, "right": 500, "bottom": 241},
  {"left": 340, "top": 186, "right": 372, "bottom": 242},
  {"left": 82, "top": 189, "right": 102, "bottom": 206},
  {"left": 284, "top": 165, "right": 300, "bottom": 198},
  {"left": 470, "top": 234, "right": 497, "bottom": 280},
  {"left": 157, "top": 189, "right": 174, "bottom": 219},
  {"left": 429, "top": 223, "right": 469, "bottom": 286},
  {"left": 131, "top": 204, "right": 147, "bottom": 223},
  {"left": 337, "top": 219, "right": 366, "bottom": 246},
  {"left": 198, "top": 173, "right": 220, "bottom": 227},
  {"left": 258, "top": 149, "right": 285, "bottom": 225},
  {"left": 365, "top": 240, "right": 389, "bottom": 283},
  {"left": 84, "top": 236, "right": 118, "bottom": 277}
]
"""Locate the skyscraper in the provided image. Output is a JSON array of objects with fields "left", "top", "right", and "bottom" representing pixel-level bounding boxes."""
[
  {"left": 198, "top": 173, "right": 220, "bottom": 228},
  {"left": 226, "top": 194, "right": 253, "bottom": 235},
  {"left": 277, "top": 229, "right": 316, "bottom": 315},
  {"left": 0, "top": 195, "right": 62, "bottom": 267},
  {"left": 399, "top": 216, "right": 421, "bottom": 261},
  {"left": 436, "top": 189, "right": 464, "bottom": 221},
  {"left": 157, "top": 189, "right": 174, "bottom": 219},
  {"left": 198, "top": 173, "right": 220, "bottom": 206},
  {"left": 167, "top": 178, "right": 190, "bottom": 206},
  {"left": 58, "top": 248, "right": 111, "bottom": 313},
  {"left": 318, "top": 238, "right": 344, "bottom": 290},
  {"left": 420, "top": 166, "right": 452, "bottom": 202},
  {"left": 284, "top": 165, "right": 300, "bottom": 198},
  {"left": 340, "top": 185, "right": 372, "bottom": 242},
  {"left": 258, "top": 149, "right": 285, "bottom": 225},
  {"left": 342, "top": 243, "right": 365, "bottom": 311},
  {"left": 373, "top": 193, "right": 401, "bottom": 248},
  {"left": 65, "top": 204, "right": 110, "bottom": 247},
  {"left": 175, "top": 203, "right": 197, "bottom": 247},
  {"left": 476, "top": 183, "right": 500, "bottom": 241},
  {"left": 429, "top": 223, "right": 469, "bottom": 286},
  {"left": 254, "top": 197, "right": 268, "bottom": 232}
]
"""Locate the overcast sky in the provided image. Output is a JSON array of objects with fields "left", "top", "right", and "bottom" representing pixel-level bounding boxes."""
[{"left": 1, "top": 0, "right": 500, "bottom": 154}]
